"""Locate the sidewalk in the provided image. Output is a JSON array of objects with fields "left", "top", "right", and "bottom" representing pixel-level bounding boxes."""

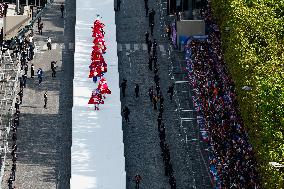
[{"left": 1, "top": 0, "right": 72, "bottom": 188}]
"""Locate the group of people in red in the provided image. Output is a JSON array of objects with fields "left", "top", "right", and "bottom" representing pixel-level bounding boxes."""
[{"left": 88, "top": 18, "right": 111, "bottom": 110}]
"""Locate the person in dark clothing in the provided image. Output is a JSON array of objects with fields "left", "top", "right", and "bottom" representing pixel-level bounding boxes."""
[
  {"left": 156, "top": 84, "right": 160, "bottom": 96},
  {"left": 147, "top": 39, "right": 152, "bottom": 54},
  {"left": 145, "top": 31, "right": 149, "bottom": 44},
  {"left": 24, "top": 64, "right": 28, "bottom": 75},
  {"left": 122, "top": 106, "right": 130, "bottom": 122},
  {"left": 148, "top": 87, "right": 153, "bottom": 102},
  {"left": 154, "top": 74, "right": 159, "bottom": 85},
  {"left": 44, "top": 91, "right": 47, "bottom": 109},
  {"left": 15, "top": 98, "right": 20, "bottom": 111},
  {"left": 153, "top": 95, "right": 158, "bottom": 110},
  {"left": 166, "top": 25, "right": 172, "bottom": 40},
  {"left": 134, "top": 84, "right": 139, "bottom": 98},
  {"left": 38, "top": 22, "right": 43, "bottom": 35},
  {"left": 144, "top": 0, "right": 148, "bottom": 9},
  {"left": 12, "top": 133, "right": 17, "bottom": 141},
  {"left": 150, "top": 22, "right": 154, "bottom": 36},
  {"left": 8, "top": 175, "right": 13, "bottom": 189},
  {"left": 31, "top": 64, "right": 34, "bottom": 78},
  {"left": 120, "top": 79, "right": 127, "bottom": 97},
  {"left": 18, "top": 89, "right": 23, "bottom": 104},
  {"left": 117, "top": 0, "right": 121, "bottom": 11},
  {"left": 167, "top": 84, "right": 174, "bottom": 100},
  {"left": 153, "top": 55, "right": 157, "bottom": 68},
  {"left": 51, "top": 61, "right": 57, "bottom": 77},
  {"left": 60, "top": 3, "right": 64, "bottom": 18},
  {"left": 154, "top": 65, "right": 158, "bottom": 75},
  {"left": 145, "top": 4, "right": 149, "bottom": 17},
  {"left": 134, "top": 174, "right": 142, "bottom": 189},
  {"left": 148, "top": 56, "right": 153, "bottom": 71},
  {"left": 22, "top": 74, "right": 27, "bottom": 88},
  {"left": 37, "top": 68, "right": 43, "bottom": 85}
]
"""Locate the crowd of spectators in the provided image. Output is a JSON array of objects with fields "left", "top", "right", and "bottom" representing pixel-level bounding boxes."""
[{"left": 185, "top": 3, "right": 260, "bottom": 188}]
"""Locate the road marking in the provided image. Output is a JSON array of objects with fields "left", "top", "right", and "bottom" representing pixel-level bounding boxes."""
[{"left": 125, "top": 44, "right": 130, "bottom": 50}]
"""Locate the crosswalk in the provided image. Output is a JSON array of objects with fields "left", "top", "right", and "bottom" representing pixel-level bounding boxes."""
[
  {"left": 34, "top": 42, "right": 75, "bottom": 52},
  {"left": 117, "top": 43, "right": 167, "bottom": 52}
]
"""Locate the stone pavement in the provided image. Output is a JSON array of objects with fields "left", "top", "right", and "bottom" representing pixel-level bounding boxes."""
[
  {"left": 1, "top": 0, "right": 74, "bottom": 188},
  {"left": 116, "top": 0, "right": 212, "bottom": 188}
]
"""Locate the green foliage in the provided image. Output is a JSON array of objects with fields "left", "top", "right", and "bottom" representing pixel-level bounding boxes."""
[{"left": 211, "top": 0, "right": 284, "bottom": 188}]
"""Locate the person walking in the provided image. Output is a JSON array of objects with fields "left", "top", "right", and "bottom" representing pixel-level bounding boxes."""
[
  {"left": 145, "top": 4, "right": 149, "bottom": 17},
  {"left": 134, "top": 84, "right": 139, "bottom": 98},
  {"left": 44, "top": 91, "right": 47, "bottom": 109},
  {"left": 167, "top": 84, "right": 174, "bottom": 100},
  {"left": 134, "top": 174, "right": 142, "bottom": 189},
  {"left": 147, "top": 39, "right": 152, "bottom": 54},
  {"left": 122, "top": 106, "right": 130, "bottom": 122},
  {"left": 153, "top": 95, "right": 158, "bottom": 110},
  {"left": 22, "top": 74, "right": 27, "bottom": 88},
  {"left": 18, "top": 89, "right": 23, "bottom": 104},
  {"left": 60, "top": 3, "right": 64, "bottom": 18},
  {"left": 120, "top": 79, "right": 127, "bottom": 97},
  {"left": 15, "top": 98, "right": 20, "bottom": 111},
  {"left": 148, "top": 87, "right": 154, "bottom": 102},
  {"left": 51, "top": 61, "right": 57, "bottom": 77},
  {"left": 47, "top": 37, "right": 52, "bottom": 50},
  {"left": 38, "top": 22, "right": 43, "bottom": 35},
  {"left": 31, "top": 64, "right": 34, "bottom": 78},
  {"left": 145, "top": 31, "right": 149, "bottom": 44},
  {"left": 37, "top": 68, "right": 43, "bottom": 85},
  {"left": 117, "top": 0, "right": 121, "bottom": 11},
  {"left": 150, "top": 22, "right": 154, "bottom": 36},
  {"left": 148, "top": 56, "right": 153, "bottom": 71},
  {"left": 24, "top": 63, "right": 28, "bottom": 75}
]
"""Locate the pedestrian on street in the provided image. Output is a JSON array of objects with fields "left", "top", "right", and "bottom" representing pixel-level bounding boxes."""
[
  {"left": 31, "top": 64, "right": 34, "bottom": 78},
  {"left": 145, "top": 31, "right": 149, "bottom": 44},
  {"left": 147, "top": 39, "right": 152, "bottom": 54},
  {"left": 47, "top": 37, "right": 52, "bottom": 50},
  {"left": 148, "top": 86, "right": 154, "bottom": 102},
  {"left": 150, "top": 22, "right": 154, "bottom": 36},
  {"left": 15, "top": 98, "right": 20, "bottom": 111},
  {"left": 38, "top": 22, "right": 43, "bottom": 35},
  {"left": 134, "top": 174, "right": 142, "bottom": 189},
  {"left": 37, "top": 68, "right": 43, "bottom": 85},
  {"left": 144, "top": 0, "right": 148, "bottom": 10},
  {"left": 166, "top": 25, "right": 172, "bottom": 40},
  {"left": 51, "top": 61, "right": 57, "bottom": 77},
  {"left": 156, "top": 84, "right": 160, "bottom": 96},
  {"left": 153, "top": 55, "right": 157, "bottom": 68},
  {"left": 153, "top": 95, "right": 158, "bottom": 110},
  {"left": 148, "top": 56, "right": 153, "bottom": 71},
  {"left": 44, "top": 91, "right": 47, "bottom": 109},
  {"left": 22, "top": 74, "right": 27, "bottom": 88},
  {"left": 24, "top": 64, "right": 28, "bottom": 75},
  {"left": 122, "top": 106, "right": 130, "bottom": 122},
  {"left": 60, "top": 3, "right": 65, "bottom": 18},
  {"left": 145, "top": 4, "right": 149, "bottom": 17},
  {"left": 117, "top": 0, "right": 121, "bottom": 11},
  {"left": 120, "top": 79, "right": 127, "bottom": 97},
  {"left": 18, "top": 89, "right": 23, "bottom": 104},
  {"left": 167, "top": 84, "right": 174, "bottom": 100},
  {"left": 134, "top": 84, "right": 139, "bottom": 98}
]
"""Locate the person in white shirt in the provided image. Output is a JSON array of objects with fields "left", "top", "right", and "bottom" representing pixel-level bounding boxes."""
[{"left": 47, "top": 37, "right": 52, "bottom": 50}]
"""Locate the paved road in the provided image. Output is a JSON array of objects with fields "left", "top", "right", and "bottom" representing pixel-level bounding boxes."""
[
  {"left": 1, "top": 0, "right": 74, "bottom": 188},
  {"left": 116, "top": 0, "right": 212, "bottom": 188}
]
